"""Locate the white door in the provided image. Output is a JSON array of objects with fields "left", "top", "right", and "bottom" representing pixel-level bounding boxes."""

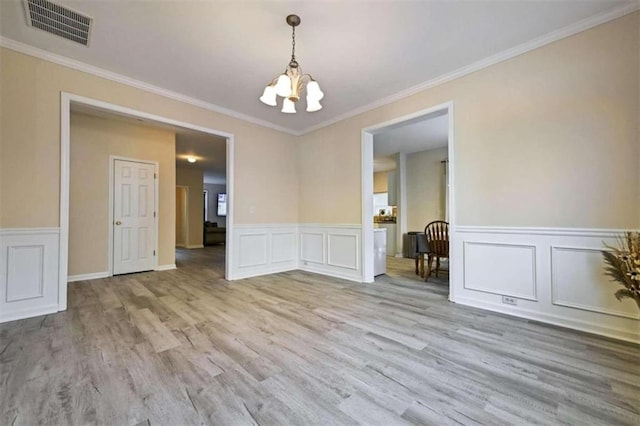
[{"left": 113, "top": 159, "right": 156, "bottom": 275}]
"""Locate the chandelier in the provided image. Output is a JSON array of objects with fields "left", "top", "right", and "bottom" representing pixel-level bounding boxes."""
[{"left": 259, "top": 14, "right": 324, "bottom": 113}]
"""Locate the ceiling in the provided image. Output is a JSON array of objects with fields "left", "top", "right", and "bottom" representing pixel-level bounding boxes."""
[
  {"left": 71, "top": 103, "right": 227, "bottom": 184},
  {"left": 1, "top": 1, "right": 634, "bottom": 134},
  {"left": 175, "top": 132, "right": 227, "bottom": 184},
  {"left": 374, "top": 113, "right": 449, "bottom": 159}
]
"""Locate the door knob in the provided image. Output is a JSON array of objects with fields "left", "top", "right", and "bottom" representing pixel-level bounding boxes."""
[{"left": 115, "top": 220, "right": 122, "bottom": 225}]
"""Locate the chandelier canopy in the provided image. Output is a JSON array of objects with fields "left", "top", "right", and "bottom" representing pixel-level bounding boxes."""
[{"left": 259, "top": 14, "right": 323, "bottom": 113}]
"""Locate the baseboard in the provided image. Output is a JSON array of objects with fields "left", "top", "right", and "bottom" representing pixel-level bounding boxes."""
[
  {"left": 0, "top": 304, "right": 60, "bottom": 323},
  {"left": 185, "top": 245, "right": 204, "bottom": 249},
  {"left": 299, "top": 264, "right": 363, "bottom": 283},
  {"left": 67, "top": 271, "right": 110, "bottom": 283},
  {"left": 454, "top": 296, "right": 640, "bottom": 344},
  {"left": 156, "top": 264, "right": 177, "bottom": 271},
  {"left": 232, "top": 265, "right": 297, "bottom": 280}
]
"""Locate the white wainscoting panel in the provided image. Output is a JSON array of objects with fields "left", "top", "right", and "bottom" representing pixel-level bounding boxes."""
[
  {"left": 238, "top": 234, "right": 268, "bottom": 268},
  {"left": 272, "top": 232, "right": 296, "bottom": 264},
  {"left": 453, "top": 227, "right": 640, "bottom": 343},
  {"left": 551, "top": 246, "right": 639, "bottom": 320},
  {"left": 230, "top": 224, "right": 298, "bottom": 280},
  {"left": 327, "top": 233, "right": 359, "bottom": 270},
  {"left": 300, "top": 225, "right": 362, "bottom": 282},
  {"left": 0, "top": 228, "right": 60, "bottom": 323},
  {"left": 300, "top": 232, "right": 324, "bottom": 265},
  {"left": 463, "top": 242, "right": 537, "bottom": 301}
]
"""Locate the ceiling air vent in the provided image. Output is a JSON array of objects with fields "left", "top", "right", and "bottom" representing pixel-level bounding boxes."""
[{"left": 24, "top": 0, "right": 92, "bottom": 46}]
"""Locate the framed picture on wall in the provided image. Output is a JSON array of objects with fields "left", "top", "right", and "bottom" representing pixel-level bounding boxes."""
[{"left": 217, "top": 193, "right": 227, "bottom": 217}]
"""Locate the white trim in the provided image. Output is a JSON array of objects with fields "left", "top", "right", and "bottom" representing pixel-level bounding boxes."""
[
  {"left": 456, "top": 226, "right": 629, "bottom": 238},
  {"left": 298, "top": 223, "right": 361, "bottom": 229},
  {"left": 397, "top": 152, "right": 407, "bottom": 257},
  {"left": 60, "top": 92, "right": 236, "bottom": 311},
  {"left": 454, "top": 296, "right": 640, "bottom": 344},
  {"left": 462, "top": 241, "right": 538, "bottom": 302},
  {"left": 234, "top": 223, "right": 300, "bottom": 229},
  {"left": 156, "top": 264, "right": 177, "bottom": 271},
  {"left": 299, "top": 224, "right": 363, "bottom": 283},
  {"left": 298, "top": 266, "right": 364, "bottom": 284},
  {"left": 108, "top": 156, "right": 159, "bottom": 275},
  {"left": 225, "top": 136, "right": 233, "bottom": 280},
  {"left": 0, "top": 228, "right": 60, "bottom": 235},
  {"left": 361, "top": 101, "right": 456, "bottom": 298},
  {"left": 59, "top": 93, "right": 70, "bottom": 311},
  {"left": 186, "top": 245, "right": 205, "bottom": 249},
  {"left": 1, "top": 228, "right": 60, "bottom": 322},
  {"left": 3, "top": 3, "right": 638, "bottom": 137},
  {"left": 361, "top": 133, "right": 375, "bottom": 283},
  {"left": 231, "top": 224, "right": 298, "bottom": 279},
  {"left": 550, "top": 245, "right": 640, "bottom": 320},
  {"left": 299, "top": 2, "right": 640, "bottom": 135},
  {"left": 67, "top": 272, "right": 109, "bottom": 283},
  {"left": 453, "top": 227, "right": 639, "bottom": 343},
  {"left": 0, "top": 37, "right": 297, "bottom": 136}
]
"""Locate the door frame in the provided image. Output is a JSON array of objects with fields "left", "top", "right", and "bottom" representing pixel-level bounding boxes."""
[
  {"left": 108, "top": 156, "right": 159, "bottom": 275},
  {"left": 60, "top": 92, "right": 235, "bottom": 311},
  {"left": 360, "top": 100, "right": 456, "bottom": 301},
  {"left": 175, "top": 185, "right": 189, "bottom": 248}
]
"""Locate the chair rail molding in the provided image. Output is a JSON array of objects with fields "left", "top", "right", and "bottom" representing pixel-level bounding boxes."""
[{"left": 452, "top": 226, "right": 639, "bottom": 343}]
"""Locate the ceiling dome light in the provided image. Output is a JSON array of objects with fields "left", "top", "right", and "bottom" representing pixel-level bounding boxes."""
[
  {"left": 187, "top": 157, "right": 197, "bottom": 163},
  {"left": 259, "top": 14, "right": 323, "bottom": 114}
]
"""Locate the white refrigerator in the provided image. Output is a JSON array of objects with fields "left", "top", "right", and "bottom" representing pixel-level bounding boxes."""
[{"left": 373, "top": 228, "right": 387, "bottom": 276}]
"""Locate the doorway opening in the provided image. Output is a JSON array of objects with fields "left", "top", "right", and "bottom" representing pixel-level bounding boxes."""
[
  {"left": 60, "top": 93, "right": 234, "bottom": 311},
  {"left": 175, "top": 131, "right": 227, "bottom": 250},
  {"left": 361, "top": 101, "right": 456, "bottom": 301}
]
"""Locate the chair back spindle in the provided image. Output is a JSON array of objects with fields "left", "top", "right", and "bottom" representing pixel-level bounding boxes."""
[{"left": 422, "top": 220, "right": 449, "bottom": 281}]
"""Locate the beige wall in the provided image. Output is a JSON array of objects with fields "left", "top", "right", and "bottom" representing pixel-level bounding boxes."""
[
  {"left": 0, "top": 48, "right": 299, "bottom": 229},
  {"left": 69, "top": 113, "right": 176, "bottom": 275},
  {"left": 373, "top": 172, "right": 388, "bottom": 193},
  {"left": 177, "top": 167, "right": 204, "bottom": 247},
  {"left": 298, "top": 13, "right": 640, "bottom": 229},
  {"left": 1, "top": 12, "right": 638, "bottom": 234},
  {"left": 176, "top": 187, "right": 187, "bottom": 246},
  {"left": 406, "top": 147, "right": 448, "bottom": 231}
]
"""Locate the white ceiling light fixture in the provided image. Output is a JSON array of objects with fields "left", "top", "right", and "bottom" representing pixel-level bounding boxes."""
[
  {"left": 260, "top": 14, "right": 324, "bottom": 114},
  {"left": 187, "top": 156, "right": 197, "bottom": 163}
]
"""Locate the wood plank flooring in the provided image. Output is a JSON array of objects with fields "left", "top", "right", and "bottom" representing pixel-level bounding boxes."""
[{"left": 1, "top": 247, "right": 638, "bottom": 425}]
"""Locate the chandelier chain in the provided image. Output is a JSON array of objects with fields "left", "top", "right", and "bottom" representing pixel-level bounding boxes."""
[{"left": 291, "top": 25, "right": 296, "bottom": 62}]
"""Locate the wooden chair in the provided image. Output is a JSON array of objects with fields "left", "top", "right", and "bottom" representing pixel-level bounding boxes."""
[{"left": 423, "top": 221, "right": 449, "bottom": 281}]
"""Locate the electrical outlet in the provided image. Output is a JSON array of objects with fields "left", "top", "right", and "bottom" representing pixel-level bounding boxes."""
[
  {"left": 303, "top": 260, "right": 308, "bottom": 266},
  {"left": 502, "top": 296, "right": 517, "bottom": 305}
]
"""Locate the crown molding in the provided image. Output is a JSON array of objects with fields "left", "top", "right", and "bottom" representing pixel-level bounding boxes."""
[
  {"left": 298, "top": 1, "right": 640, "bottom": 135},
  {"left": 0, "top": 37, "right": 300, "bottom": 136},
  {"left": 2, "top": 1, "right": 637, "bottom": 138}
]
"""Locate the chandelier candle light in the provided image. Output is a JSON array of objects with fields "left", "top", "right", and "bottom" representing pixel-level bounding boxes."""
[{"left": 260, "top": 14, "right": 324, "bottom": 113}]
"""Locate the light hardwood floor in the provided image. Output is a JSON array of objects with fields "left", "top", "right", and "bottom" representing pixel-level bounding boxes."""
[{"left": 1, "top": 247, "right": 638, "bottom": 425}]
